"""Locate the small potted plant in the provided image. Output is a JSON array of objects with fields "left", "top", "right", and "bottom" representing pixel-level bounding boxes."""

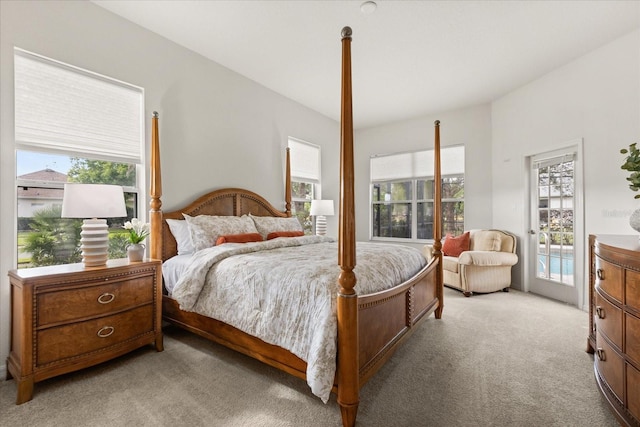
[
  {"left": 621, "top": 143, "right": 640, "bottom": 233},
  {"left": 123, "top": 218, "right": 149, "bottom": 262}
]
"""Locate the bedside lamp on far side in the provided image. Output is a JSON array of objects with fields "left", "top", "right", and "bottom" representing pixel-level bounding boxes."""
[
  {"left": 310, "top": 199, "right": 334, "bottom": 236},
  {"left": 61, "top": 183, "right": 127, "bottom": 267}
]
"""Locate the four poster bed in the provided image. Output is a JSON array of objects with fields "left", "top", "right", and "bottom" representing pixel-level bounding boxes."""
[{"left": 148, "top": 27, "right": 444, "bottom": 427}]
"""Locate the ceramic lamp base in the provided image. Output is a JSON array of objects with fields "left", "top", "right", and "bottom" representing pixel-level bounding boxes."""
[
  {"left": 315, "top": 215, "right": 327, "bottom": 236},
  {"left": 631, "top": 208, "right": 640, "bottom": 235},
  {"left": 80, "top": 218, "right": 109, "bottom": 267}
]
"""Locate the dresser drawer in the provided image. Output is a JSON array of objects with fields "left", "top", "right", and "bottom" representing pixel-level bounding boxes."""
[
  {"left": 627, "top": 269, "right": 640, "bottom": 310},
  {"left": 595, "top": 289, "right": 623, "bottom": 349},
  {"left": 628, "top": 363, "right": 640, "bottom": 421},
  {"left": 36, "top": 304, "right": 154, "bottom": 366},
  {"left": 626, "top": 312, "right": 640, "bottom": 366},
  {"left": 37, "top": 275, "right": 154, "bottom": 326},
  {"left": 596, "top": 331, "right": 624, "bottom": 402},
  {"left": 595, "top": 256, "right": 623, "bottom": 303}
]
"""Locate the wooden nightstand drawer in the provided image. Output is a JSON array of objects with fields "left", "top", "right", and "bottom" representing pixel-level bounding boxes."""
[
  {"left": 37, "top": 275, "right": 154, "bottom": 326},
  {"left": 595, "top": 255, "right": 623, "bottom": 303},
  {"left": 595, "top": 288, "right": 622, "bottom": 349},
  {"left": 37, "top": 304, "right": 154, "bottom": 366},
  {"left": 596, "top": 331, "right": 624, "bottom": 402}
]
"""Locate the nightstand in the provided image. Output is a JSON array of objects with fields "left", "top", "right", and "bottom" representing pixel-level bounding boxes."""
[{"left": 6, "top": 259, "right": 163, "bottom": 404}]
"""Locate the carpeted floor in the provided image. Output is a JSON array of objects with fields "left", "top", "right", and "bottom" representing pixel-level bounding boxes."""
[{"left": 0, "top": 288, "right": 618, "bottom": 426}]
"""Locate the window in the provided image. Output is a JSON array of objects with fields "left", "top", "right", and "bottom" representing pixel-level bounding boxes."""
[
  {"left": 371, "top": 146, "right": 465, "bottom": 241},
  {"left": 15, "top": 49, "right": 144, "bottom": 268},
  {"left": 288, "top": 137, "right": 321, "bottom": 234}
]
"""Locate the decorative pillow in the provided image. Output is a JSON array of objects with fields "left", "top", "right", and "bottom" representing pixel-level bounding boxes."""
[
  {"left": 183, "top": 214, "right": 259, "bottom": 251},
  {"left": 216, "top": 233, "right": 263, "bottom": 245},
  {"left": 442, "top": 232, "right": 470, "bottom": 257},
  {"left": 266, "top": 230, "right": 305, "bottom": 240},
  {"left": 249, "top": 214, "right": 303, "bottom": 239},
  {"left": 166, "top": 218, "right": 195, "bottom": 255},
  {"left": 474, "top": 230, "right": 502, "bottom": 252}
]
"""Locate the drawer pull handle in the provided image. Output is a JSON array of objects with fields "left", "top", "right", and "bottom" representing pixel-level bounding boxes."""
[
  {"left": 97, "top": 293, "right": 115, "bottom": 304},
  {"left": 97, "top": 326, "right": 114, "bottom": 338},
  {"left": 595, "top": 306, "right": 605, "bottom": 319},
  {"left": 596, "top": 269, "right": 604, "bottom": 280},
  {"left": 596, "top": 348, "right": 606, "bottom": 361}
]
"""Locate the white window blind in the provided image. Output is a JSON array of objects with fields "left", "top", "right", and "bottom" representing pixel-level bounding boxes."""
[
  {"left": 371, "top": 145, "right": 465, "bottom": 181},
  {"left": 14, "top": 49, "right": 143, "bottom": 163},
  {"left": 288, "top": 138, "right": 320, "bottom": 184},
  {"left": 532, "top": 153, "right": 576, "bottom": 170}
]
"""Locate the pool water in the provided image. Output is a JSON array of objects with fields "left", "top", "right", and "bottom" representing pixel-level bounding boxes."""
[{"left": 538, "top": 255, "right": 574, "bottom": 275}]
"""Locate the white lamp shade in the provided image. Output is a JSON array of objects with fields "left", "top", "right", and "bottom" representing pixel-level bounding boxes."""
[
  {"left": 60, "top": 184, "right": 127, "bottom": 267},
  {"left": 310, "top": 200, "right": 334, "bottom": 217},
  {"left": 61, "top": 183, "right": 127, "bottom": 219}
]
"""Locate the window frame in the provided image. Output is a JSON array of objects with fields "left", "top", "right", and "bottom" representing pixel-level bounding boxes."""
[
  {"left": 290, "top": 179, "right": 315, "bottom": 235},
  {"left": 288, "top": 137, "right": 321, "bottom": 235},
  {"left": 370, "top": 146, "right": 465, "bottom": 243},
  {"left": 14, "top": 48, "right": 145, "bottom": 268}
]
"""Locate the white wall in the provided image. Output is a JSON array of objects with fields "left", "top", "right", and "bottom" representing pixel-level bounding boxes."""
[
  {"left": 492, "top": 29, "right": 640, "bottom": 303},
  {"left": 354, "top": 104, "right": 493, "bottom": 249},
  {"left": 1, "top": 1, "right": 638, "bottom": 379},
  {"left": 0, "top": 1, "right": 339, "bottom": 376}
]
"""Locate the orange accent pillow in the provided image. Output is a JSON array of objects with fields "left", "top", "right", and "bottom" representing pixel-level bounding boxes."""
[
  {"left": 442, "top": 232, "right": 470, "bottom": 257},
  {"left": 215, "top": 233, "right": 263, "bottom": 245},
  {"left": 266, "top": 230, "right": 305, "bottom": 240}
]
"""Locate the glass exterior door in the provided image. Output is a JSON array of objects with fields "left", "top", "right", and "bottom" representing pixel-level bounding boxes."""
[
  {"left": 535, "top": 156, "right": 574, "bottom": 285},
  {"left": 528, "top": 146, "right": 583, "bottom": 307}
]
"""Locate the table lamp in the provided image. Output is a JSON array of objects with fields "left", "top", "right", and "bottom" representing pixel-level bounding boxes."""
[
  {"left": 61, "top": 183, "right": 127, "bottom": 267},
  {"left": 310, "top": 199, "right": 334, "bottom": 236}
]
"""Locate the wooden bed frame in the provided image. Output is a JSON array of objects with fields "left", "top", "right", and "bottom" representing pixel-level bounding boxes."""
[{"left": 148, "top": 27, "right": 443, "bottom": 427}]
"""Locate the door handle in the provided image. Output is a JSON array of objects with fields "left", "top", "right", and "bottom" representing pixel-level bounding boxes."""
[{"left": 528, "top": 230, "right": 536, "bottom": 235}]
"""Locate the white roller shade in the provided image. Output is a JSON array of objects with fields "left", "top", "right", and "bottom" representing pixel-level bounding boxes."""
[
  {"left": 371, "top": 145, "right": 465, "bottom": 181},
  {"left": 14, "top": 49, "right": 143, "bottom": 163},
  {"left": 532, "top": 153, "right": 576, "bottom": 169},
  {"left": 288, "top": 138, "right": 320, "bottom": 183}
]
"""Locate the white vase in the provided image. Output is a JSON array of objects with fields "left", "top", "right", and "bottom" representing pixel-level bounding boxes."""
[
  {"left": 630, "top": 208, "right": 640, "bottom": 234},
  {"left": 127, "top": 243, "right": 145, "bottom": 262}
]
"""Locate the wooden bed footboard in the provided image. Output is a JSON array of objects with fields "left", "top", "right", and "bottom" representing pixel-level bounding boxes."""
[{"left": 358, "top": 257, "right": 440, "bottom": 385}]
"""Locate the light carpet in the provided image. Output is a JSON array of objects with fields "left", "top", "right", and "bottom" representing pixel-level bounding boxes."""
[{"left": 0, "top": 288, "right": 618, "bottom": 426}]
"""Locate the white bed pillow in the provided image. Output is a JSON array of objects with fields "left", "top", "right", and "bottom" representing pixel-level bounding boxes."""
[
  {"left": 165, "top": 218, "right": 195, "bottom": 255},
  {"left": 183, "top": 214, "right": 259, "bottom": 251},
  {"left": 249, "top": 214, "right": 303, "bottom": 239}
]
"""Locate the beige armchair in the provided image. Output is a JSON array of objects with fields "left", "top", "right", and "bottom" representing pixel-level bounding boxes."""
[{"left": 423, "top": 229, "right": 518, "bottom": 297}]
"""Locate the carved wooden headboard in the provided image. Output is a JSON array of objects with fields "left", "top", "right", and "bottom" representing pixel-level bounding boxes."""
[{"left": 160, "top": 188, "right": 290, "bottom": 262}]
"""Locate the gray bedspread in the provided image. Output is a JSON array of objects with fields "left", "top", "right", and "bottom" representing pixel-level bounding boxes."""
[{"left": 171, "top": 235, "right": 427, "bottom": 402}]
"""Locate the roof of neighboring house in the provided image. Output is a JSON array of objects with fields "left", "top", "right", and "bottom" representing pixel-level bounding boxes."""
[
  {"left": 18, "top": 168, "right": 67, "bottom": 199},
  {"left": 18, "top": 168, "right": 68, "bottom": 182}
]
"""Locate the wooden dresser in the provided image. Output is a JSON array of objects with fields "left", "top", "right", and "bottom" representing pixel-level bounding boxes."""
[
  {"left": 588, "top": 234, "right": 640, "bottom": 426},
  {"left": 6, "top": 259, "right": 163, "bottom": 404}
]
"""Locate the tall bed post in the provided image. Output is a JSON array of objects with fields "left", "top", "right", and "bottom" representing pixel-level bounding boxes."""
[
  {"left": 285, "top": 147, "right": 292, "bottom": 216},
  {"left": 433, "top": 120, "right": 444, "bottom": 319},
  {"left": 149, "top": 111, "right": 162, "bottom": 261},
  {"left": 337, "top": 26, "right": 358, "bottom": 427}
]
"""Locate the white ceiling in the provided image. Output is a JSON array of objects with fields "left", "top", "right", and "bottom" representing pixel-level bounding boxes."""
[{"left": 92, "top": 0, "right": 640, "bottom": 129}]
